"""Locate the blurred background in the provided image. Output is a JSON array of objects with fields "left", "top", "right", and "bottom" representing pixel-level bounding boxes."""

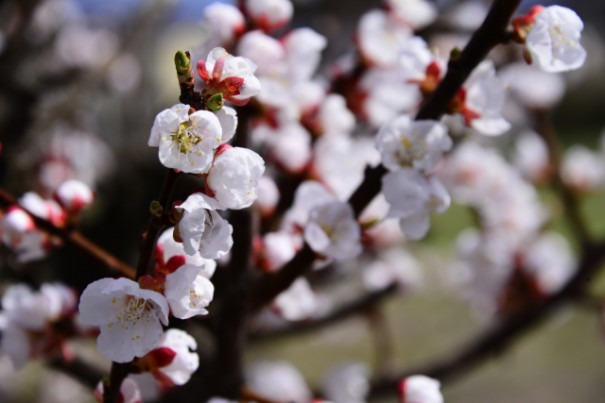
[{"left": 1, "top": 0, "right": 605, "bottom": 402}]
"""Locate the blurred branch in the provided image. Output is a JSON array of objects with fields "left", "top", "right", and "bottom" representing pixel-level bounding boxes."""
[
  {"left": 0, "top": 187, "right": 136, "bottom": 278},
  {"left": 249, "top": 0, "right": 523, "bottom": 312},
  {"left": 249, "top": 284, "right": 397, "bottom": 341},
  {"left": 369, "top": 226, "right": 605, "bottom": 396}
]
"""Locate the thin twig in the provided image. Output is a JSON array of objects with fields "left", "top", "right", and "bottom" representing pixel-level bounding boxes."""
[{"left": 0, "top": 187, "right": 136, "bottom": 278}]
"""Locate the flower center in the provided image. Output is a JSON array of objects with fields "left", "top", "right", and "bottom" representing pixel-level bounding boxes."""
[
  {"left": 111, "top": 295, "right": 153, "bottom": 330},
  {"left": 172, "top": 122, "right": 203, "bottom": 154}
]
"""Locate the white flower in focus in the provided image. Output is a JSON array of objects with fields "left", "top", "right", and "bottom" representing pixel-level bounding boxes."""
[
  {"left": 148, "top": 104, "right": 222, "bottom": 174},
  {"left": 164, "top": 264, "right": 214, "bottom": 319},
  {"left": 386, "top": 0, "right": 438, "bottom": 30},
  {"left": 376, "top": 115, "right": 451, "bottom": 173},
  {"left": 525, "top": 6, "right": 586, "bottom": 73},
  {"left": 382, "top": 169, "right": 450, "bottom": 240},
  {"left": 273, "top": 278, "right": 318, "bottom": 321},
  {"left": 206, "top": 147, "right": 265, "bottom": 209},
  {"left": 246, "top": 360, "right": 312, "bottom": 402},
  {"left": 54, "top": 179, "right": 94, "bottom": 214},
  {"left": 304, "top": 201, "right": 362, "bottom": 260},
  {"left": 462, "top": 61, "right": 510, "bottom": 136},
  {"left": 201, "top": 3, "right": 245, "bottom": 45},
  {"left": 95, "top": 377, "right": 142, "bottom": 403},
  {"left": 197, "top": 47, "right": 261, "bottom": 105},
  {"left": 245, "top": 0, "right": 293, "bottom": 32},
  {"left": 78, "top": 278, "right": 169, "bottom": 363},
  {"left": 399, "top": 375, "right": 443, "bottom": 403},
  {"left": 156, "top": 228, "right": 217, "bottom": 277},
  {"left": 215, "top": 106, "right": 238, "bottom": 145},
  {"left": 322, "top": 362, "right": 369, "bottom": 403},
  {"left": 175, "top": 193, "right": 233, "bottom": 259},
  {"left": 155, "top": 329, "right": 199, "bottom": 385}
]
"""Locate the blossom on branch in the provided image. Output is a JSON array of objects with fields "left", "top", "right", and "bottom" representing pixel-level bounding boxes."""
[
  {"left": 78, "top": 278, "right": 169, "bottom": 363},
  {"left": 174, "top": 193, "right": 233, "bottom": 259},
  {"left": 197, "top": 47, "right": 261, "bottom": 106},
  {"left": 523, "top": 5, "right": 586, "bottom": 73},
  {"left": 148, "top": 104, "right": 223, "bottom": 174},
  {"left": 398, "top": 375, "right": 443, "bottom": 403},
  {"left": 164, "top": 264, "right": 215, "bottom": 319}
]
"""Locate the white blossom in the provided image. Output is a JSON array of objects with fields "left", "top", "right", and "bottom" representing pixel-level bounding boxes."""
[
  {"left": 561, "top": 145, "right": 605, "bottom": 192},
  {"left": 254, "top": 175, "right": 280, "bottom": 216},
  {"left": 463, "top": 61, "right": 510, "bottom": 136},
  {"left": 54, "top": 179, "right": 94, "bottom": 213},
  {"left": 245, "top": 360, "right": 312, "bottom": 402},
  {"left": 500, "top": 62, "right": 565, "bottom": 109},
  {"left": 155, "top": 329, "right": 199, "bottom": 385},
  {"left": 206, "top": 147, "right": 265, "bottom": 209},
  {"left": 317, "top": 94, "right": 356, "bottom": 135},
  {"left": 523, "top": 232, "right": 575, "bottom": 294},
  {"left": 1, "top": 284, "right": 64, "bottom": 331},
  {"left": 244, "top": 0, "right": 293, "bottom": 32},
  {"left": 215, "top": 106, "right": 238, "bottom": 145},
  {"left": 376, "top": 115, "right": 451, "bottom": 173},
  {"left": 304, "top": 201, "right": 362, "bottom": 260},
  {"left": 386, "top": 0, "right": 438, "bottom": 30},
  {"left": 164, "top": 264, "right": 215, "bottom": 319},
  {"left": 382, "top": 169, "right": 450, "bottom": 240},
  {"left": 283, "top": 28, "right": 327, "bottom": 81},
  {"left": 175, "top": 193, "right": 233, "bottom": 259},
  {"left": 526, "top": 6, "right": 586, "bottom": 73},
  {"left": 273, "top": 278, "right": 318, "bottom": 321},
  {"left": 95, "top": 377, "right": 142, "bottom": 403},
  {"left": 78, "top": 278, "right": 169, "bottom": 363},
  {"left": 237, "top": 30, "right": 286, "bottom": 77},
  {"left": 156, "top": 228, "right": 216, "bottom": 277},
  {"left": 358, "top": 10, "right": 411, "bottom": 67},
  {"left": 201, "top": 3, "right": 245, "bottom": 45},
  {"left": 197, "top": 47, "right": 261, "bottom": 105},
  {"left": 148, "top": 104, "right": 222, "bottom": 174},
  {"left": 399, "top": 375, "right": 443, "bottom": 403},
  {"left": 261, "top": 231, "right": 297, "bottom": 272}
]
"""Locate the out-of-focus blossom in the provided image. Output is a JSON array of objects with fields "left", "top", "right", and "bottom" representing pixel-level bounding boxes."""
[
  {"left": 382, "top": 169, "right": 450, "bottom": 240},
  {"left": 524, "top": 6, "right": 586, "bottom": 73},
  {"left": 357, "top": 10, "right": 411, "bottom": 67},
  {"left": 273, "top": 278, "right": 318, "bottom": 321},
  {"left": 245, "top": 360, "right": 312, "bottom": 402},
  {"left": 501, "top": 63, "right": 565, "bottom": 109},
  {"left": 152, "top": 329, "right": 199, "bottom": 386},
  {"left": 304, "top": 201, "right": 362, "bottom": 260},
  {"left": 399, "top": 375, "right": 443, "bottom": 403},
  {"left": 511, "top": 131, "right": 552, "bottom": 183},
  {"left": 54, "top": 179, "right": 94, "bottom": 215},
  {"left": 201, "top": 3, "right": 245, "bottom": 45},
  {"left": 363, "top": 248, "right": 422, "bottom": 292},
  {"left": 244, "top": 0, "right": 294, "bottom": 32},
  {"left": 95, "top": 377, "right": 142, "bottom": 403},
  {"left": 386, "top": 0, "right": 438, "bottom": 30},
  {"left": 561, "top": 145, "right": 605, "bottom": 192},
  {"left": 376, "top": 115, "right": 451, "bottom": 173},
  {"left": 254, "top": 175, "right": 280, "bottom": 217}
]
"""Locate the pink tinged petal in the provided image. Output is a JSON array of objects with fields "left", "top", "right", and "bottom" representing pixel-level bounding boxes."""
[
  {"left": 212, "top": 57, "right": 226, "bottom": 81},
  {"left": 157, "top": 329, "right": 199, "bottom": 385},
  {"left": 197, "top": 60, "right": 211, "bottom": 83}
]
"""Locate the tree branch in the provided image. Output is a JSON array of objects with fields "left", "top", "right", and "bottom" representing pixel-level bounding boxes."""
[{"left": 0, "top": 187, "right": 136, "bottom": 278}]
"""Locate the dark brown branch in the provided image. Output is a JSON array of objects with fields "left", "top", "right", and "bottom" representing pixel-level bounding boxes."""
[
  {"left": 369, "top": 240, "right": 605, "bottom": 396},
  {"left": 0, "top": 187, "right": 136, "bottom": 278},
  {"left": 135, "top": 169, "right": 179, "bottom": 279}
]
